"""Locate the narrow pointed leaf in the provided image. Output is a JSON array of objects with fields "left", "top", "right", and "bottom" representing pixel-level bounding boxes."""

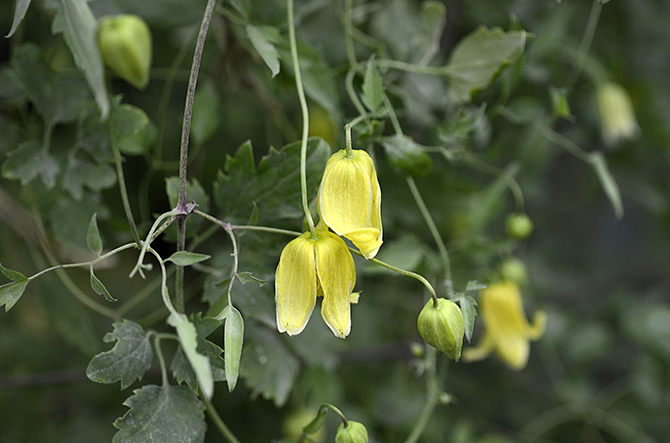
[
  {"left": 362, "top": 59, "right": 384, "bottom": 112},
  {"left": 165, "top": 251, "right": 211, "bottom": 267},
  {"left": 246, "top": 24, "right": 281, "bottom": 77},
  {"left": 236, "top": 272, "right": 267, "bottom": 286},
  {"left": 87, "top": 213, "right": 103, "bottom": 255},
  {"left": 6, "top": 0, "right": 32, "bottom": 38},
  {"left": 223, "top": 305, "right": 244, "bottom": 391},
  {"left": 589, "top": 151, "right": 623, "bottom": 219},
  {"left": 90, "top": 267, "right": 117, "bottom": 302},
  {"left": 0, "top": 263, "right": 28, "bottom": 283},
  {"left": 0, "top": 280, "right": 29, "bottom": 312},
  {"left": 453, "top": 293, "right": 478, "bottom": 342}
]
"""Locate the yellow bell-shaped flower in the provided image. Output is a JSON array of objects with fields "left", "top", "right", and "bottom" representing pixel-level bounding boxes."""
[
  {"left": 596, "top": 82, "right": 639, "bottom": 146},
  {"left": 275, "top": 228, "right": 357, "bottom": 338},
  {"left": 463, "top": 281, "right": 546, "bottom": 370},
  {"left": 318, "top": 148, "right": 382, "bottom": 259}
]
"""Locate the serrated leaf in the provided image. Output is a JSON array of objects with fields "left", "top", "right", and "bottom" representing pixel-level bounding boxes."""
[
  {"left": 168, "top": 312, "right": 214, "bottom": 399},
  {"left": 213, "top": 138, "right": 329, "bottom": 224},
  {"left": 112, "top": 103, "right": 156, "bottom": 155},
  {"left": 0, "top": 263, "right": 28, "bottom": 283},
  {"left": 382, "top": 134, "right": 432, "bottom": 178},
  {"left": 191, "top": 80, "right": 221, "bottom": 145},
  {"left": 2, "top": 140, "right": 59, "bottom": 188},
  {"left": 465, "top": 280, "right": 487, "bottom": 292},
  {"left": 0, "top": 280, "right": 29, "bottom": 312},
  {"left": 246, "top": 24, "right": 281, "bottom": 78},
  {"left": 58, "top": 0, "right": 109, "bottom": 119},
  {"left": 113, "top": 384, "right": 206, "bottom": 443},
  {"left": 86, "top": 320, "right": 153, "bottom": 389},
  {"left": 87, "top": 213, "right": 103, "bottom": 255},
  {"left": 453, "top": 293, "right": 478, "bottom": 342},
  {"left": 236, "top": 272, "right": 267, "bottom": 286},
  {"left": 240, "top": 324, "right": 298, "bottom": 407},
  {"left": 362, "top": 59, "right": 384, "bottom": 112},
  {"left": 171, "top": 314, "right": 225, "bottom": 390},
  {"left": 6, "top": 0, "right": 32, "bottom": 38},
  {"left": 223, "top": 305, "right": 244, "bottom": 391},
  {"left": 90, "top": 267, "right": 117, "bottom": 302},
  {"left": 445, "top": 26, "right": 527, "bottom": 103},
  {"left": 589, "top": 151, "right": 623, "bottom": 219},
  {"left": 165, "top": 252, "right": 211, "bottom": 267}
]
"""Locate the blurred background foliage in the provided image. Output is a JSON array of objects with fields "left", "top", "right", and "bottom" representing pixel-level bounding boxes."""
[{"left": 1, "top": 0, "right": 670, "bottom": 442}]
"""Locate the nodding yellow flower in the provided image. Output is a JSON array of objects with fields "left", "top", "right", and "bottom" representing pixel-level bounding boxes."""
[
  {"left": 463, "top": 281, "right": 546, "bottom": 370},
  {"left": 275, "top": 228, "right": 357, "bottom": 338},
  {"left": 596, "top": 82, "right": 639, "bottom": 146},
  {"left": 318, "top": 149, "right": 382, "bottom": 259}
]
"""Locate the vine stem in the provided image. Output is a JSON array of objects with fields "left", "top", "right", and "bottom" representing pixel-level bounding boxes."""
[
  {"left": 192, "top": 209, "right": 301, "bottom": 237},
  {"left": 287, "top": 0, "right": 317, "bottom": 237},
  {"left": 109, "top": 121, "right": 141, "bottom": 247},
  {"left": 320, "top": 403, "right": 349, "bottom": 428},
  {"left": 564, "top": 0, "right": 603, "bottom": 91},
  {"left": 175, "top": 0, "right": 219, "bottom": 313},
  {"left": 201, "top": 393, "right": 242, "bottom": 443}
]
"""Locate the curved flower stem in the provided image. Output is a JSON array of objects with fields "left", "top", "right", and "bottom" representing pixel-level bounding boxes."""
[
  {"left": 319, "top": 403, "right": 349, "bottom": 428},
  {"left": 406, "top": 177, "right": 453, "bottom": 297},
  {"left": 564, "top": 0, "right": 602, "bottom": 91},
  {"left": 351, "top": 247, "right": 438, "bottom": 306},
  {"left": 345, "top": 68, "right": 368, "bottom": 117},
  {"left": 287, "top": 0, "right": 316, "bottom": 237},
  {"left": 151, "top": 333, "right": 169, "bottom": 386},
  {"left": 225, "top": 228, "right": 238, "bottom": 306},
  {"left": 192, "top": 209, "right": 302, "bottom": 237},
  {"left": 201, "top": 392, "right": 242, "bottom": 443}
]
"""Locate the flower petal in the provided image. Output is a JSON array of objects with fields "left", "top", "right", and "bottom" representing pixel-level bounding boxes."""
[
  {"left": 462, "top": 333, "right": 495, "bottom": 362},
  {"left": 275, "top": 233, "right": 317, "bottom": 336},
  {"left": 344, "top": 228, "right": 382, "bottom": 260}
]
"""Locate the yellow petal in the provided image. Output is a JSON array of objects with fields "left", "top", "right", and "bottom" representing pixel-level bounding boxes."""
[
  {"left": 528, "top": 310, "right": 547, "bottom": 340},
  {"left": 462, "top": 333, "right": 495, "bottom": 362},
  {"left": 314, "top": 230, "right": 356, "bottom": 338},
  {"left": 344, "top": 228, "right": 382, "bottom": 260},
  {"left": 275, "top": 233, "right": 317, "bottom": 336},
  {"left": 495, "top": 334, "right": 530, "bottom": 370}
]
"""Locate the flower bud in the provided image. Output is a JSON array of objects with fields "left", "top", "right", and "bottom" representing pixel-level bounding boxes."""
[
  {"left": 596, "top": 82, "right": 639, "bottom": 146},
  {"left": 506, "top": 213, "right": 533, "bottom": 240},
  {"left": 335, "top": 421, "right": 369, "bottom": 443},
  {"left": 417, "top": 298, "right": 464, "bottom": 361},
  {"left": 98, "top": 15, "right": 152, "bottom": 89},
  {"left": 498, "top": 257, "right": 528, "bottom": 286}
]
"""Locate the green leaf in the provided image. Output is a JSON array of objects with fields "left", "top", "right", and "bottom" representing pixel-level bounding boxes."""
[
  {"left": 382, "top": 134, "right": 433, "bottom": 178},
  {"left": 246, "top": 24, "right": 281, "bottom": 78},
  {"left": 112, "top": 103, "right": 156, "bottom": 155},
  {"left": 2, "top": 141, "right": 59, "bottom": 188},
  {"left": 362, "top": 59, "right": 384, "bottom": 112},
  {"left": 240, "top": 324, "right": 299, "bottom": 407},
  {"left": 213, "top": 138, "right": 329, "bottom": 224},
  {"left": 86, "top": 320, "right": 153, "bottom": 389},
  {"left": 236, "top": 272, "right": 267, "bottom": 286},
  {"left": 58, "top": 0, "right": 110, "bottom": 119},
  {"left": 90, "top": 267, "right": 117, "bottom": 302},
  {"left": 165, "top": 252, "right": 211, "bottom": 267},
  {"left": 453, "top": 293, "right": 478, "bottom": 342},
  {"left": 62, "top": 155, "right": 117, "bottom": 201},
  {"left": 501, "top": 96, "right": 545, "bottom": 125},
  {"left": 0, "top": 262, "right": 28, "bottom": 283},
  {"left": 49, "top": 192, "right": 110, "bottom": 249},
  {"left": 420, "top": 1, "right": 447, "bottom": 53},
  {"left": 445, "top": 26, "right": 527, "bottom": 103},
  {"left": 438, "top": 104, "right": 487, "bottom": 144},
  {"left": 222, "top": 305, "right": 244, "bottom": 392},
  {"left": 589, "top": 152, "right": 623, "bottom": 219},
  {"left": 86, "top": 213, "right": 103, "bottom": 255},
  {"left": 191, "top": 79, "right": 221, "bottom": 145},
  {"left": 6, "top": 0, "right": 32, "bottom": 38},
  {"left": 171, "top": 315, "right": 225, "bottom": 390},
  {"left": 0, "top": 280, "right": 29, "bottom": 312},
  {"left": 168, "top": 312, "right": 214, "bottom": 399},
  {"left": 467, "top": 163, "right": 518, "bottom": 234},
  {"left": 113, "top": 384, "right": 206, "bottom": 443},
  {"left": 465, "top": 280, "right": 487, "bottom": 292}
]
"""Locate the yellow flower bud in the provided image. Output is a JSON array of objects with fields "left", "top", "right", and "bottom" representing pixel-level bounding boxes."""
[
  {"left": 318, "top": 149, "right": 382, "bottom": 259},
  {"left": 98, "top": 15, "right": 152, "bottom": 89},
  {"left": 417, "top": 298, "right": 465, "bottom": 361},
  {"left": 275, "top": 228, "right": 357, "bottom": 338},
  {"left": 596, "top": 82, "right": 639, "bottom": 146},
  {"left": 335, "top": 421, "right": 369, "bottom": 443},
  {"left": 463, "top": 281, "right": 546, "bottom": 370}
]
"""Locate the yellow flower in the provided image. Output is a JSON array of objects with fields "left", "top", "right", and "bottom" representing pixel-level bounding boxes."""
[
  {"left": 318, "top": 149, "right": 382, "bottom": 259},
  {"left": 596, "top": 82, "right": 639, "bottom": 146},
  {"left": 463, "top": 281, "right": 546, "bottom": 370},
  {"left": 275, "top": 228, "right": 357, "bottom": 338}
]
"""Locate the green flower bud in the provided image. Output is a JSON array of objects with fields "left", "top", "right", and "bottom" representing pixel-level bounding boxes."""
[
  {"left": 506, "top": 213, "right": 533, "bottom": 240},
  {"left": 417, "top": 298, "right": 465, "bottom": 361},
  {"left": 335, "top": 421, "right": 369, "bottom": 443},
  {"left": 498, "top": 257, "right": 528, "bottom": 286},
  {"left": 98, "top": 15, "right": 152, "bottom": 89}
]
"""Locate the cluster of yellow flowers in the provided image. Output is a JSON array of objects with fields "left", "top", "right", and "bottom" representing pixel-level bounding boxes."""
[{"left": 275, "top": 144, "right": 382, "bottom": 338}]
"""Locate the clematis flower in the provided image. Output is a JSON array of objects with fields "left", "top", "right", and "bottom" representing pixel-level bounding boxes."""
[
  {"left": 463, "top": 281, "right": 546, "bottom": 370},
  {"left": 596, "top": 82, "right": 639, "bottom": 146},
  {"left": 275, "top": 227, "right": 357, "bottom": 338},
  {"left": 318, "top": 149, "right": 382, "bottom": 259}
]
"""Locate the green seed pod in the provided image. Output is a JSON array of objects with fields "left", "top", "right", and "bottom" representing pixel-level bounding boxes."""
[
  {"left": 506, "top": 213, "right": 534, "bottom": 240},
  {"left": 98, "top": 15, "right": 152, "bottom": 89},
  {"left": 335, "top": 421, "right": 369, "bottom": 443},
  {"left": 417, "top": 298, "right": 464, "bottom": 361}
]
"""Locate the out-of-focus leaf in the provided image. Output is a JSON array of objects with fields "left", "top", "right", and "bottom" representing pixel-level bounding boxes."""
[
  {"left": 501, "top": 96, "right": 545, "bottom": 125},
  {"left": 86, "top": 213, "right": 103, "bottom": 255},
  {"left": 589, "top": 151, "right": 623, "bottom": 219},
  {"left": 445, "top": 26, "right": 527, "bottom": 103},
  {"left": 382, "top": 134, "right": 432, "bottom": 178},
  {"left": 112, "top": 103, "right": 156, "bottom": 155},
  {"left": 90, "top": 267, "right": 117, "bottom": 302},
  {"left": 213, "top": 138, "right": 329, "bottom": 224},
  {"left": 362, "top": 235, "right": 424, "bottom": 275},
  {"left": 438, "top": 104, "right": 487, "bottom": 144},
  {"left": 191, "top": 80, "right": 221, "bottom": 145},
  {"left": 112, "top": 384, "right": 206, "bottom": 443},
  {"left": 62, "top": 155, "right": 117, "bottom": 201},
  {"left": 58, "top": 0, "right": 110, "bottom": 119},
  {"left": 165, "top": 252, "right": 211, "bottom": 267},
  {"left": 362, "top": 59, "right": 384, "bottom": 112},
  {"left": 246, "top": 24, "right": 281, "bottom": 78},
  {"left": 168, "top": 312, "right": 214, "bottom": 399},
  {"left": 0, "top": 280, "right": 29, "bottom": 312},
  {"left": 467, "top": 163, "right": 518, "bottom": 234},
  {"left": 240, "top": 323, "right": 299, "bottom": 407},
  {"left": 420, "top": 1, "right": 447, "bottom": 54},
  {"left": 2, "top": 141, "right": 59, "bottom": 189},
  {"left": 452, "top": 293, "right": 478, "bottom": 342},
  {"left": 48, "top": 192, "right": 109, "bottom": 249},
  {"left": 236, "top": 272, "right": 267, "bottom": 286},
  {"left": 465, "top": 281, "right": 487, "bottom": 292},
  {"left": 6, "top": 0, "right": 32, "bottom": 38},
  {"left": 86, "top": 320, "right": 153, "bottom": 389}
]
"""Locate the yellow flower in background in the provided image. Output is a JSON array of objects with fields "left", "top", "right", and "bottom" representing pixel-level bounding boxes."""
[
  {"left": 463, "top": 281, "right": 546, "bottom": 370},
  {"left": 318, "top": 149, "right": 382, "bottom": 259},
  {"left": 596, "top": 82, "right": 640, "bottom": 146},
  {"left": 275, "top": 228, "right": 357, "bottom": 338}
]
